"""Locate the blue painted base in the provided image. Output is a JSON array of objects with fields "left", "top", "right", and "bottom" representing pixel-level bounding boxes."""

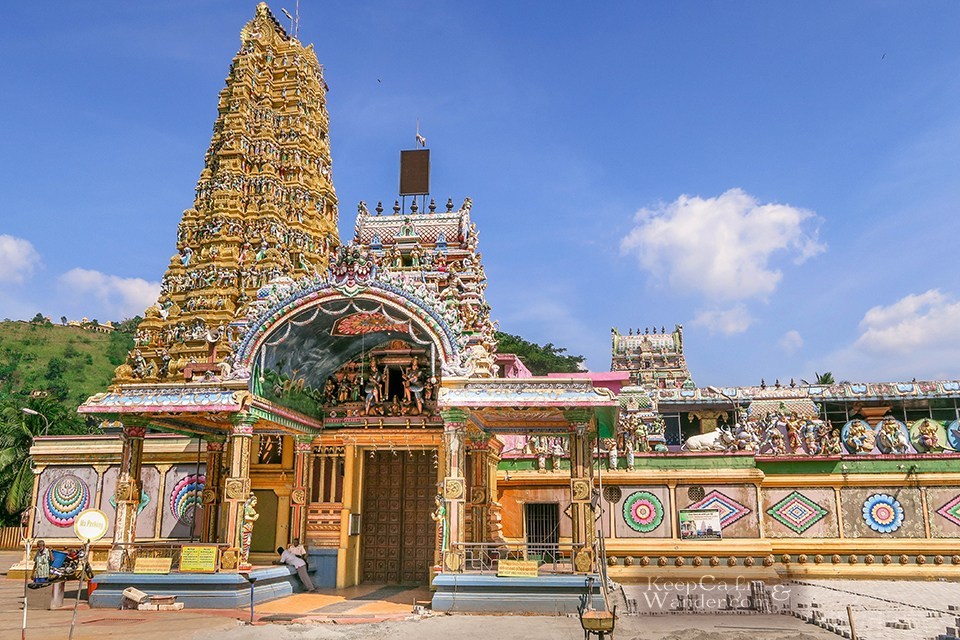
[
  {"left": 307, "top": 548, "right": 338, "bottom": 588},
  {"left": 431, "top": 573, "right": 603, "bottom": 614},
  {"left": 90, "top": 565, "right": 308, "bottom": 609}
]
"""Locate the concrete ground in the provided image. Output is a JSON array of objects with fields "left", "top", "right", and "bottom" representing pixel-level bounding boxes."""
[{"left": 4, "top": 550, "right": 958, "bottom": 640}]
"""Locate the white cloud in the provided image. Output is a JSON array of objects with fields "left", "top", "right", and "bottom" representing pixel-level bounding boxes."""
[
  {"left": 58, "top": 268, "right": 160, "bottom": 320},
  {"left": 779, "top": 329, "right": 803, "bottom": 354},
  {"left": 822, "top": 289, "right": 960, "bottom": 381},
  {"left": 0, "top": 235, "right": 41, "bottom": 283},
  {"left": 691, "top": 305, "right": 753, "bottom": 336},
  {"left": 620, "top": 188, "right": 825, "bottom": 301}
]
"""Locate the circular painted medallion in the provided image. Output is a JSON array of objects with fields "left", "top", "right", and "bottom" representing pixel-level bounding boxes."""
[
  {"left": 947, "top": 420, "right": 960, "bottom": 452},
  {"left": 622, "top": 490, "right": 664, "bottom": 533},
  {"left": 862, "top": 493, "right": 904, "bottom": 534},
  {"left": 43, "top": 474, "right": 90, "bottom": 527},
  {"left": 910, "top": 418, "right": 947, "bottom": 453},
  {"left": 169, "top": 474, "right": 206, "bottom": 526},
  {"left": 841, "top": 419, "right": 876, "bottom": 454}
]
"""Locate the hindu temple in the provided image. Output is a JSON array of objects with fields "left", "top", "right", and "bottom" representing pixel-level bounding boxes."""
[{"left": 21, "top": 3, "right": 960, "bottom": 613}]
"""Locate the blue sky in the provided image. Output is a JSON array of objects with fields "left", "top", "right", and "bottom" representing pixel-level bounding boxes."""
[{"left": 1, "top": 2, "right": 959, "bottom": 385}]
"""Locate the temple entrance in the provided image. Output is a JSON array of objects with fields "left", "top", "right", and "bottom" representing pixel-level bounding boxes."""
[
  {"left": 525, "top": 502, "right": 560, "bottom": 563},
  {"left": 250, "top": 489, "right": 279, "bottom": 554},
  {"left": 361, "top": 450, "right": 436, "bottom": 584}
]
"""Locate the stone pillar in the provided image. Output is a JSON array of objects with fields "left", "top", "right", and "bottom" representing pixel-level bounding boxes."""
[
  {"left": 219, "top": 413, "right": 255, "bottom": 560},
  {"left": 201, "top": 438, "right": 225, "bottom": 543},
  {"left": 440, "top": 409, "right": 467, "bottom": 572},
  {"left": 466, "top": 443, "right": 487, "bottom": 544},
  {"left": 290, "top": 436, "right": 313, "bottom": 542},
  {"left": 107, "top": 423, "right": 146, "bottom": 571},
  {"left": 568, "top": 422, "right": 596, "bottom": 574}
]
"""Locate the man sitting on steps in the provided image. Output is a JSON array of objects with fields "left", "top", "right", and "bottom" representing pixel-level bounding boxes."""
[{"left": 275, "top": 546, "right": 317, "bottom": 592}]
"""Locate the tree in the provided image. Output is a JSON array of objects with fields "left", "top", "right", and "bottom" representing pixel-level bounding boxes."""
[
  {"left": 495, "top": 331, "right": 585, "bottom": 376},
  {"left": 0, "top": 397, "right": 85, "bottom": 523},
  {"left": 60, "top": 316, "right": 68, "bottom": 326},
  {"left": 30, "top": 313, "right": 45, "bottom": 324},
  {"left": 815, "top": 371, "right": 835, "bottom": 385}
]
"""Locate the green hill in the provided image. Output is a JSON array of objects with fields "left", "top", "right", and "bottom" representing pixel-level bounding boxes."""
[{"left": 0, "top": 320, "right": 134, "bottom": 408}]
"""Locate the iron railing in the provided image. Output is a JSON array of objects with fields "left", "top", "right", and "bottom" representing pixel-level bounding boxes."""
[{"left": 451, "top": 541, "right": 587, "bottom": 574}]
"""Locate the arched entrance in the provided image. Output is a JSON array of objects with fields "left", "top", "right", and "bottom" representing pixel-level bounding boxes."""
[{"left": 233, "top": 279, "right": 465, "bottom": 585}]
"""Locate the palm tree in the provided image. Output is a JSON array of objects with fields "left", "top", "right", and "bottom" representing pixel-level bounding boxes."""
[
  {"left": 0, "top": 403, "right": 45, "bottom": 517},
  {"left": 815, "top": 372, "right": 835, "bottom": 385},
  {"left": 0, "top": 397, "right": 83, "bottom": 519}
]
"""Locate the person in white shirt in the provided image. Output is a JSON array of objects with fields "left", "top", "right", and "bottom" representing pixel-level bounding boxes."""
[
  {"left": 287, "top": 538, "right": 307, "bottom": 561},
  {"left": 276, "top": 546, "right": 317, "bottom": 591}
]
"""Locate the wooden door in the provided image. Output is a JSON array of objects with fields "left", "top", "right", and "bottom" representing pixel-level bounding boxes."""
[{"left": 361, "top": 450, "right": 435, "bottom": 583}]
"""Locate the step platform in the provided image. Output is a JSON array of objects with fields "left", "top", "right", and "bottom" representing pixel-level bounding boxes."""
[{"left": 431, "top": 573, "right": 603, "bottom": 614}]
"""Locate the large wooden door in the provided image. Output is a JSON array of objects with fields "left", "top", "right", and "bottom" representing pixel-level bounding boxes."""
[{"left": 361, "top": 450, "right": 435, "bottom": 584}]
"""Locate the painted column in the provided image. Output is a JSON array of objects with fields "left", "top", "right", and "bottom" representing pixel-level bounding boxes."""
[
  {"left": 201, "top": 438, "right": 225, "bottom": 543},
  {"left": 290, "top": 435, "right": 313, "bottom": 542},
  {"left": 107, "top": 423, "right": 146, "bottom": 571},
  {"left": 568, "top": 420, "right": 596, "bottom": 574},
  {"left": 467, "top": 442, "right": 487, "bottom": 544},
  {"left": 440, "top": 409, "right": 467, "bottom": 572},
  {"left": 219, "top": 413, "right": 255, "bottom": 559}
]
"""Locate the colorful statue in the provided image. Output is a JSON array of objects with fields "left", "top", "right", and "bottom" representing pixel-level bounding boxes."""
[
  {"left": 430, "top": 493, "right": 447, "bottom": 553},
  {"left": 550, "top": 437, "right": 566, "bottom": 472},
  {"left": 915, "top": 419, "right": 941, "bottom": 452},
  {"left": 802, "top": 419, "right": 824, "bottom": 455},
  {"left": 760, "top": 422, "right": 786, "bottom": 455},
  {"left": 844, "top": 420, "right": 875, "bottom": 454},
  {"left": 240, "top": 494, "right": 259, "bottom": 567},
  {"left": 876, "top": 417, "right": 910, "bottom": 454},
  {"left": 824, "top": 429, "right": 843, "bottom": 455},
  {"left": 606, "top": 439, "right": 619, "bottom": 470}
]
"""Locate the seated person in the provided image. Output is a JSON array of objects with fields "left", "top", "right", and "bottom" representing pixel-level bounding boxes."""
[
  {"left": 287, "top": 538, "right": 307, "bottom": 563},
  {"left": 276, "top": 546, "right": 317, "bottom": 592}
]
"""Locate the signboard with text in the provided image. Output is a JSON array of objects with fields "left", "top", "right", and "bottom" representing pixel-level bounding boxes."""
[
  {"left": 497, "top": 559, "right": 539, "bottom": 578},
  {"left": 134, "top": 557, "right": 173, "bottom": 574},
  {"left": 178, "top": 545, "right": 219, "bottom": 573},
  {"left": 678, "top": 508, "right": 723, "bottom": 540}
]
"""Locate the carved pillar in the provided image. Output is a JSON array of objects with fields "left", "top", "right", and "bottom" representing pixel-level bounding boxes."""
[
  {"left": 219, "top": 413, "right": 255, "bottom": 558},
  {"left": 440, "top": 409, "right": 467, "bottom": 572},
  {"left": 201, "top": 438, "right": 225, "bottom": 543},
  {"left": 290, "top": 436, "right": 313, "bottom": 542},
  {"left": 467, "top": 443, "right": 486, "bottom": 544},
  {"left": 568, "top": 420, "right": 596, "bottom": 574},
  {"left": 107, "top": 423, "right": 146, "bottom": 571}
]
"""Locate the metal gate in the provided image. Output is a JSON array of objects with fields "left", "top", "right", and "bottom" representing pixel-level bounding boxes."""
[
  {"left": 524, "top": 502, "right": 560, "bottom": 563},
  {"left": 360, "top": 450, "right": 435, "bottom": 583}
]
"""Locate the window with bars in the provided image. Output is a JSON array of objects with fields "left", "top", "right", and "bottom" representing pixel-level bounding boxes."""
[{"left": 524, "top": 503, "right": 560, "bottom": 563}]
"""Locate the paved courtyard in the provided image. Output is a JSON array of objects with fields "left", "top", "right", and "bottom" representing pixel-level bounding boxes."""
[{"left": 4, "top": 551, "right": 959, "bottom": 640}]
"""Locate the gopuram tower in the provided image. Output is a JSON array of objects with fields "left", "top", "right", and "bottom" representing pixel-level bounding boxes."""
[{"left": 114, "top": 3, "right": 339, "bottom": 384}]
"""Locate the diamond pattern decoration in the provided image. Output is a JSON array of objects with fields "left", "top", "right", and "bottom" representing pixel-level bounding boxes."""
[
  {"left": 766, "top": 491, "right": 828, "bottom": 534},
  {"left": 688, "top": 489, "right": 750, "bottom": 528},
  {"left": 935, "top": 494, "right": 960, "bottom": 528}
]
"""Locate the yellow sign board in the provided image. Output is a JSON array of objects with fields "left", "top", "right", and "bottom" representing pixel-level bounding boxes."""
[
  {"left": 178, "top": 545, "right": 219, "bottom": 573},
  {"left": 497, "top": 559, "right": 539, "bottom": 578},
  {"left": 133, "top": 557, "right": 173, "bottom": 574}
]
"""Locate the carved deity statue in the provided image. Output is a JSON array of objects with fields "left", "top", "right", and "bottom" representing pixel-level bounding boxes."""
[{"left": 240, "top": 495, "right": 259, "bottom": 567}]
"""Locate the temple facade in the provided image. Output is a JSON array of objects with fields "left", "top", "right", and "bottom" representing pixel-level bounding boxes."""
[{"left": 20, "top": 3, "right": 960, "bottom": 605}]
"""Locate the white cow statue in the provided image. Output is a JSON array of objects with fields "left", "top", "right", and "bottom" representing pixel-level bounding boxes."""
[{"left": 682, "top": 426, "right": 733, "bottom": 452}]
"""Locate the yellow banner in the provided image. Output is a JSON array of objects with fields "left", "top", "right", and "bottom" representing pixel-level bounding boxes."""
[
  {"left": 179, "top": 545, "right": 219, "bottom": 573},
  {"left": 133, "top": 557, "right": 173, "bottom": 574},
  {"left": 497, "top": 559, "right": 539, "bottom": 578}
]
